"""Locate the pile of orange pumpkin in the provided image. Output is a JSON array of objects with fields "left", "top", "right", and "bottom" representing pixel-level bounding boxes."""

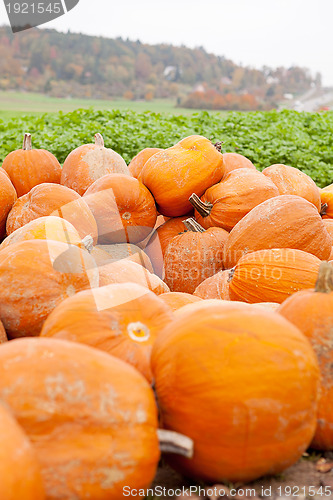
[{"left": 0, "top": 131, "right": 332, "bottom": 499}]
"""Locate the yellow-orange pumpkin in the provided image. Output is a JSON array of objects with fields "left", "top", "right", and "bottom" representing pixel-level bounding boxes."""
[
  {"left": 321, "top": 183, "right": 333, "bottom": 218},
  {"left": 262, "top": 163, "right": 321, "bottom": 211},
  {"left": 128, "top": 147, "right": 163, "bottom": 178},
  {"left": 229, "top": 248, "right": 321, "bottom": 304},
  {"left": 2, "top": 133, "right": 61, "bottom": 197},
  {"left": 224, "top": 195, "right": 332, "bottom": 268},
  {"left": 61, "top": 133, "right": 130, "bottom": 195},
  {"left": 152, "top": 304, "right": 319, "bottom": 483},
  {"left": 84, "top": 173, "right": 157, "bottom": 244},
  {"left": 0, "top": 169, "right": 17, "bottom": 240},
  {"left": 0, "top": 239, "right": 98, "bottom": 338},
  {"left": 6, "top": 183, "right": 97, "bottom": 241},
  {"left": 278, "top": 262, "right": 333, "bottom": 450},
  {"left": 0, "top": 402, "right": 45, "bottom": 500},
  {"left": 164, "top": 218, "right": 228, "bottom": 293},
  {"left": 159, "top": 292, "right": 202, "bottom": 311},
  {"left": 222, "top": 152, "right": 256, "bottom": 177},
  {"left": 140, "top": 135, "right": 224, "bottom": 216},
  {"left": 190, "top": 169, "right": 278, "bottom": 231},
  {"left": 193, "top": 269, "right": 232, "bottom": 300}
]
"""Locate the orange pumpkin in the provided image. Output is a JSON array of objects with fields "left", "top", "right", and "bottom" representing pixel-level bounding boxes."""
[
  {"left": 0, "top": 337, "right": 160, "bottom": 499},
  {"left": 61, "top": 133, "right": 130, "bottom": 195},
  {"left": 321, "top": 183, "right": 333, "bottom": 218},
  {"left": 97, "top": 257, "right": 169, "bottom": 295},
  {"left": 0, "top": 215, "right": 84, "bottom": 250},
  {"left": 143, "top": 216, "right": 190, "bottom": 277},
  {"left": 152, "top": 304, "right": 319, "bottom": 483},
  {"left": 41, "top": 283, "right": 173, "bottom": 383},
  {"left": 92, "top": 243, "right": 154, "bottom": 273},
  {"left": 140, "top": 135, "right": 224, "bottom": 216},
  {"left": 0, "top": 239, "right": 98, "bottom": 338},
  {"left": 164, "top": 218, "right": 228, "bottom": 293},
  {"left": 128, "top": 147, "right": 163, "bottom": 178},
  {"left": 229, "top": 248, "right": 321, "bottom": 304},
  {"left": 190, "top": 169, "right": 278, "bottom": 231},
  {"left": 193, "top": 269, "right": 232, "bottom": 300},
  {"left": 84, "top": 173, "right": 157, "bottom": 244},
  {"left": 262, "top": 163, "right": 321, "bottom": 211},
  {"left": 0, "top": 320, "right": 7, "bottom": 343},
  {"left": 2, "top": 133, "right": 61, "bottom": 197},
  {"left": 6, "top": 183, "right": 97, "bottom": 241},
  {"left": 223, "top": 195, "right": 332, "bottom": 268},
  {"left": 278, "top": 262, "right": 333, "bottom": 450},
  {"left": 222, "top": 152, "right": 257, "bottom": 176},
  {"left": 0, "top": 402, "right": 45, "bottom": 500},
  {"left": 159, "top": 292, "right": 202, "bottom": 311},
  {"left": 0, "top": 169, "right": 17, "bottom": 240}
]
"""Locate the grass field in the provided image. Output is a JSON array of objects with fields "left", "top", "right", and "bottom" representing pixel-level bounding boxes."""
[{"left": 0, "top": 91, "right": 209, "bottom": 119}]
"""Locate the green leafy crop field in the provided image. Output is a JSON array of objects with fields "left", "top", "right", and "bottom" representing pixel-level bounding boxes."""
[{"left": 0, "top": 108, "right": 332, "bottom": 187}]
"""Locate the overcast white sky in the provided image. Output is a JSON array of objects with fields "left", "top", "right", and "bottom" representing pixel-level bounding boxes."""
[{"left": 1, "top": 0, "right": 333, "bottom": 86}]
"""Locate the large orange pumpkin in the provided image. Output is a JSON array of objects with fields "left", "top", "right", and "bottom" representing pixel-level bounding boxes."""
[
  {"left": 41, "top": 283, "right": 173, "bottom": 383},
  {"left": 229, "top": 248, "right": 321, "bottom": 304},
  {"left": 262, "top": 164, "right": 321, "bottom": 211},
  {"left": 2, "top": 133, "right": 61, "bottom": 197},
  {"left": 321, "top": 183, "right": 333, "bottom": 218},
  {"left": 222, "top": 152, "right": 256, "bottom": 177},
  {"left": 6, "top": 183, "right": 97, "bottom": 241},
  {"left": 223, "top": 195, "right": 332, "bottom": 268},
  {"left": 143, "top": 216, "right": 189, "bottom": 277},
  {"left": 193, "top": 269, "right": 232, "bottom": 300},
  {"left": 0, "top": 215, "right": 84, "bottom": 250},
  {"left": 140, "top": 135, "right": 224, "bottom": 216},
  {"left": 128, "top": 147, "right": 163, "bottom": 178},
  {"left": 0, "top": 337, "right": 160, "bottom": 499},
  {"left": 164, "top": 218, "right": 228, "bottom": 293},
  {"left": 152, "top": 304, "right": 319, "bottom": 483},
  {"left": 0, "top": 239, "right": 98, "bottom": 338},
  {"left": 61, "top": 133, "right": 130, "bottom": 195},
  {"left": 278, "top": 262, "right": 333, "bottom": 450},
  {"left": 84, "top": 173, "right": 157, "bottom": 244},
  {"left": 0, "top": 169, "right": 17, "bottom": 240},
  {"left": 0, "top": 402, "right": 45, "bottom": 500},
  {"left": 159, "top": 292, "right": 202, "bottom": 311},
  {"left": 190, "top": 169, "right": 278, "bottom": 231}
]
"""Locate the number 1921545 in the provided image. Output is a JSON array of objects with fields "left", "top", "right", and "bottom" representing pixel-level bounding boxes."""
[
  {"left": 277, "top": 486, "right": 332, "bottom": 496},
  {"left": 5, "top": 2, "right": 62, "bottom": 14}
]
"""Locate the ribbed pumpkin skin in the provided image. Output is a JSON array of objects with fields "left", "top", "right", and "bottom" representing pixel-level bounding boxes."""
[
  {"left": 0, "top": 170, "right": 17, "bottom": 239},
  {"left": 194, "top": 170, "right": 278, "bottom": 231},
  {"left": 2, "top": 146, "right": 61, "bottom": 197},
  {"left": 262, "top": 164, "right": 321, "bottom": 211},
  {"left": 194, "top": 269, "right": 231, "bottom": 300},
  {"left": 143, "top": 216, "right": 189, "bottom": 277},
  {"left": 6, "top": 183, "right": 97, "bottom": 241},
  {"left": 223, "top": 195, "right": 332, "bottom": 268},
  {"left": 0, "top": 402, "right": 45, "bottom": 500},
  {"left": 140, "top": 135, "right": 224, "bottom": 216},
  {"left": 152, "top": 305, "right": 319, "bottom": 483},
  {"left": 278, "top": 284, "right": 333, "bottom": 450},
  {"left": 0, "top": 239, "right": 98, "bottom": 338},
  {"left": 229, "top": 248, "right": 321, "bottom": 304},
  {"left": 41, "top": 283, "right": 173, "bottom": 383},
  {"left": 159, "top": 292, "right": 202, "bottom": 311},
  {"left": 164, "top": 227, "right": 228, "bottom": 294},
  {"left": 0, "top": 216, "right": 83, "bottom": 250},
  {"left": 129, "top": 148, "right": 163, "bottom": 178},
  {"left": 321, "top": 184, "right": 333, "bottom": 218},
  {"left": 0, "top": 337, "right": 160, "bottom": 500},
  {"left": 61, "top": 141, "right": 130, "bottom": 195},
  {"left": 84, "top": 174, "right": 157, "bottom": 244},
  {"left": 222, "top": 152, "right": 256, "bottom": 177}
]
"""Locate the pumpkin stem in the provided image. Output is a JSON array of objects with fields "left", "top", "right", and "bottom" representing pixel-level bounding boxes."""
[
  {"left": 315, "top": 261, "right": 333, "bottom": 293},
  {"left": 94, "top": 133, "right": 104, "bottom": 147},
  {"left": 82, "top": 235, "right": 94, "bottom": 253},
  {"left": 23, "top": 133, "right": 32, "bottom": 150},
  {"left": 183, "top": 218, "right": 205, "bottom": 233},
  {"left": 214, "top": 141, "right": 222, "bottom": 152},
  {"left": 189, "top": 193, "right": 213, "bottom": 218},
  {"left": 321, "top": 203, "right": 328, "bottom": 216},
  {"left": 157, "top": 429, "right": 193, "bottom": 458}
]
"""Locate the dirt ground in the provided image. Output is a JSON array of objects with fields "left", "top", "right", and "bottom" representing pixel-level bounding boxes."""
[{"left": 151, "top": 451, "right": 333, "bottom": 499}]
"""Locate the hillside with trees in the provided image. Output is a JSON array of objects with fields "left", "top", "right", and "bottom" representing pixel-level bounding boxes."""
[{"left": 0, "top": 25, "right": 321, "bottom": 110}]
